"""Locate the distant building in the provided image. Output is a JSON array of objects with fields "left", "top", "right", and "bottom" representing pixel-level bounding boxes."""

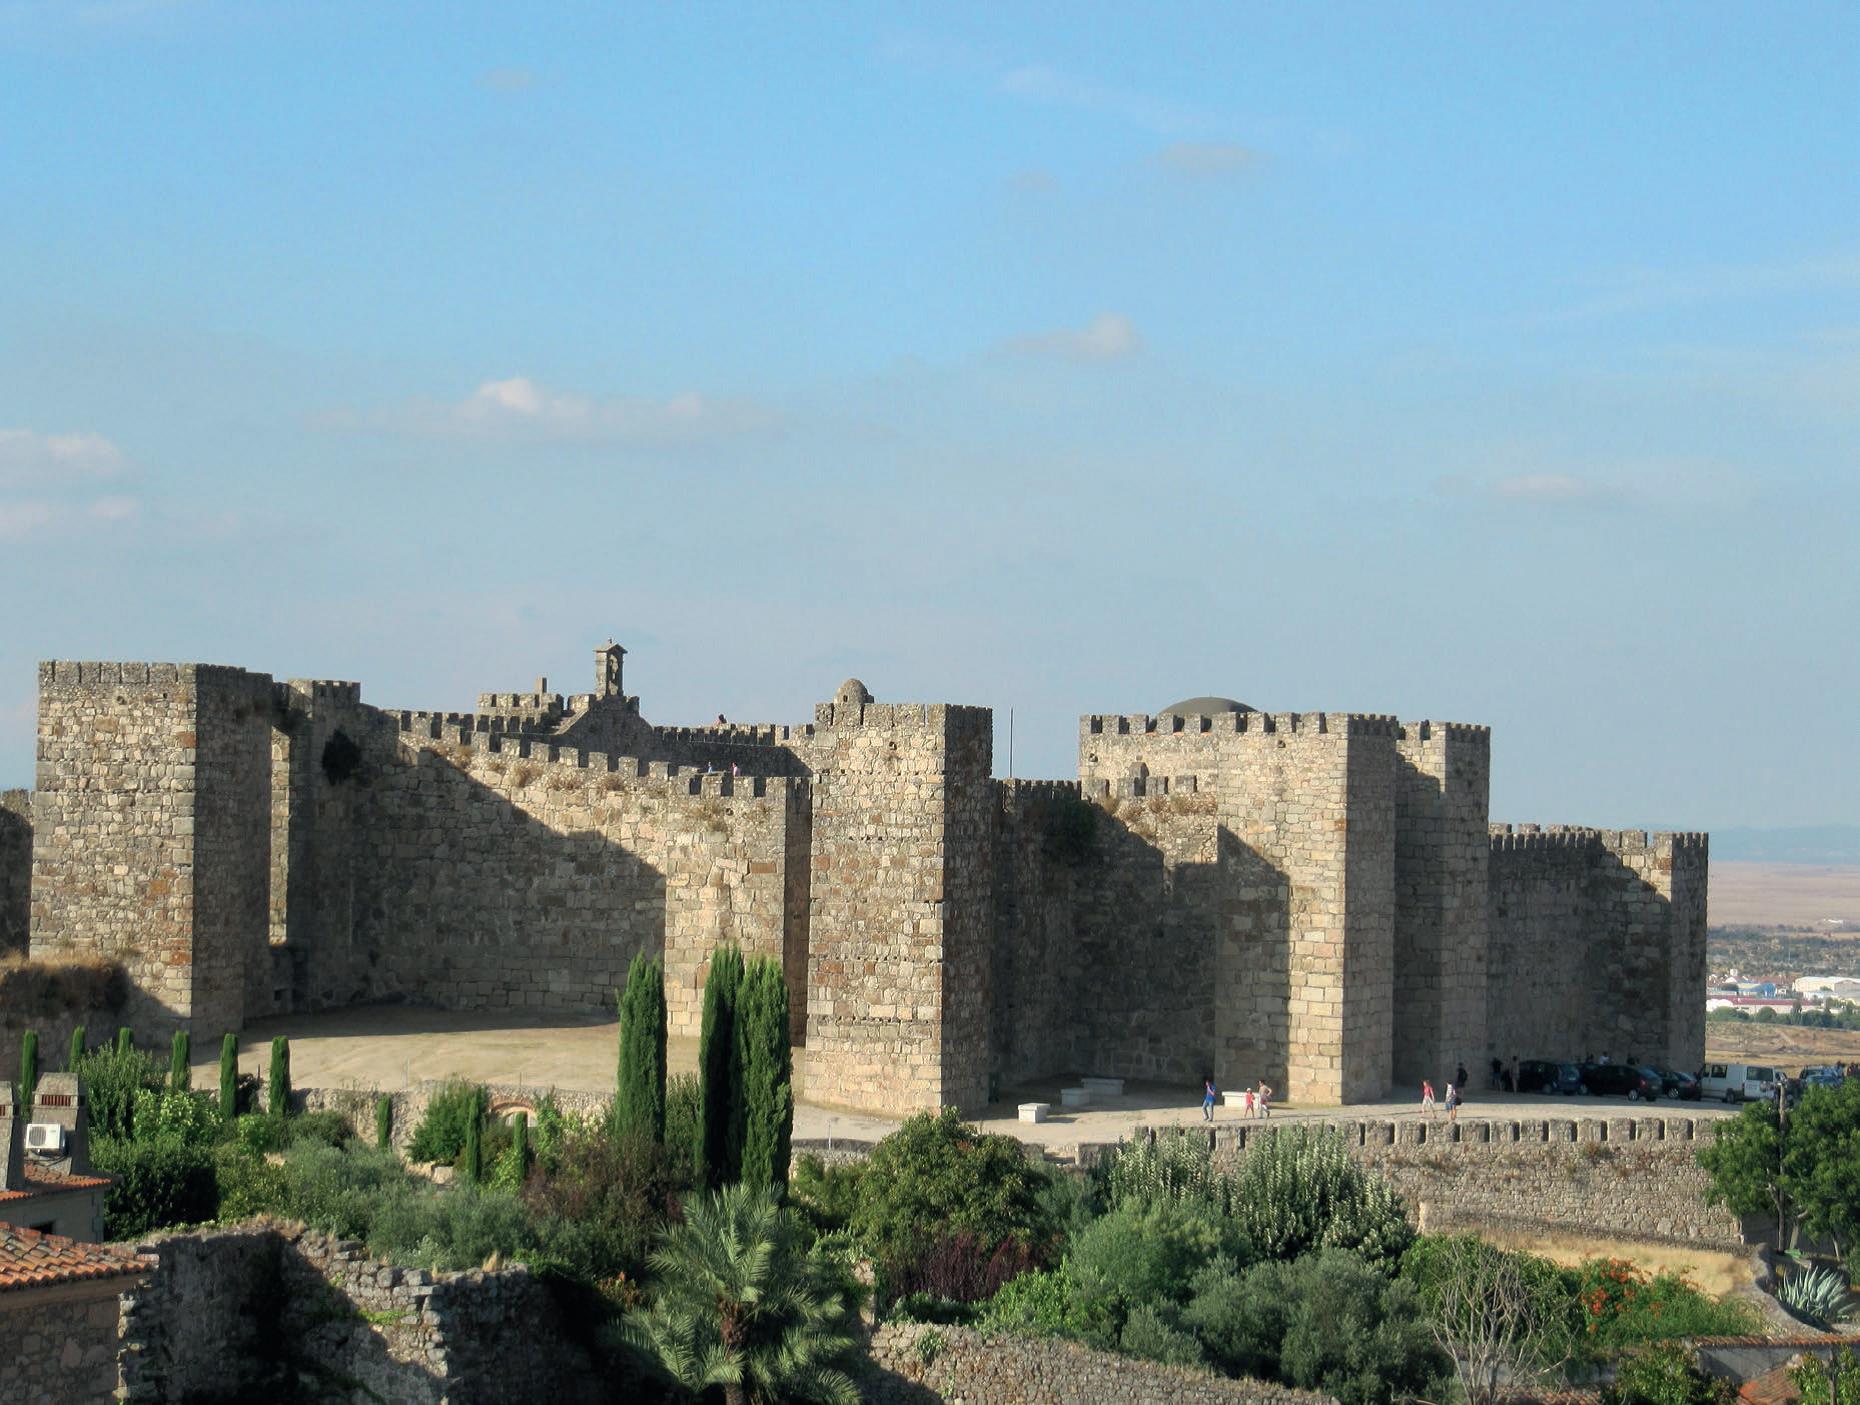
[
  {"left": 1794, "top": 975, "right": 1860, "bottom": 999},
  {"left": 0, "top": 1223, "right": 151, "bottom": 1404},
  {"left": 0, "top": 1075, "right": 109, "bottom": 1242}
]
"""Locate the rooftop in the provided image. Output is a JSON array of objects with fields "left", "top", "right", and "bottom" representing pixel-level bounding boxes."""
[{"left": 0, "top": 1223, "right": 151, "bottom": 1295}]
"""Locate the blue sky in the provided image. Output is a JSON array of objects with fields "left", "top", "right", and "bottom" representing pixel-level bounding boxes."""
[{"left": 1, "top": 2, "right": 1855, "bottom": 828}]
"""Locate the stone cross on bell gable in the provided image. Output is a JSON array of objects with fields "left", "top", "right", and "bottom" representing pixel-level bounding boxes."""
[{"left": 595, "top": 640, "right": 627, "bottom": 699}]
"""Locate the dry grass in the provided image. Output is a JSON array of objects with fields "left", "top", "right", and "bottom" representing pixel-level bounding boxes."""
[
  {"left": 1710, "top": 862, "right": 1860, "bottom": 928},
  {"left": 1706, "top": 1022, "right": 1860, "bottom": 1074},
  {"left": 508, "top": 763, "right": 538, "bottom": 787},
  {"left": 1466, "top": 1224, "right": 1758, "bottom": 1299},
  {"left": 0, "top": 954, "right": 129, "bottom": 1020}
]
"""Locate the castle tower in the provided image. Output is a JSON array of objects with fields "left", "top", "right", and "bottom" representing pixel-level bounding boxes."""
[{"left": 595, "top": 640, "right": 627, "bottom": 700}]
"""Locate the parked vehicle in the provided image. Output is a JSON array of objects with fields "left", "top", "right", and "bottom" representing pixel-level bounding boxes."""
[
  {"left": 1517, "top": 1060, "right": 1585, "bottom": 1095},
  {"left": 1656, "top": 1067, "right": 1702, "bottom": 1100},
  {"left": 1697, "top": 1062, "right": 1782, "bottom": 1102},
  {"left": 1800, "top": 1066, "right": 1846, "bottom": 1090},
  {"left": 1579, "top": 1063, "right": 1664, "bottom": 1100}
]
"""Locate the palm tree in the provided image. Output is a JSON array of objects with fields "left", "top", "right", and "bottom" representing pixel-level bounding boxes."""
[{"left": 622, "top": 1182, "right": 862, "bottom": 1405}]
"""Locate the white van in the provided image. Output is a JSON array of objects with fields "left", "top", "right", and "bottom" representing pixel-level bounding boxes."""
[{"left": 1698, "top": 1062, "right": 1781, "bottom": 1102}]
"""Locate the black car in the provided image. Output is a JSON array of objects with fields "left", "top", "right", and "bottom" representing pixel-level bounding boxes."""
[
  {"left": 1579, "top": 1063, "right": 1663, "bottom": 1100},
  {"left": 1517, "top": 1060, "right": 1585, "bottom": 1095},
  {"left": 1655, "top": 1068, "right": 1701, "bottom": 1100}
]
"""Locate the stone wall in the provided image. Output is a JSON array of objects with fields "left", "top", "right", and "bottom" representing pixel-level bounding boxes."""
[
  {"left": 0, "top": 789, "right": 29, "bottom": 956},
  {"left": 866, "top": 1322, "right": 1339, "bottom": 1405},
  {"left": 0, "top": 1283, "right": 126, "bottom": 1405},
  {"left": 1187, "top": 1114, "right": 1744, "bottom": 1248},
  {"left": 119, "top": 1220, "right": 604, "bottom": 1405},
  {"left": 1392, "top": 723, "right": 1491, "bottom": 1088},
  {"left": 802, "top": 700, "right": 994, "bottom": 1115},
  {"left": 1487, "top": 828, "right": 1709, "bottom": 1072},
  {"left": 31, "top": 662, "right": 273, "bottom": 1035},
  {"left": 990, "top": 782, "right": 1086, "bottom": 1086}
]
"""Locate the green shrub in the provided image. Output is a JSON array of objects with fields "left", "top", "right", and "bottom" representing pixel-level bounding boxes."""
[
  {"left": 131, "top": 1088, "right": 219, "bottom": 1148},
  {"left": 1574, "top": 1258, "right": 1759, "bottom": 1346},
  {"left": 93, "top": 1136, "right": 218, "bottom": 1238},
  {"left": 790, "top": 1153, "right": 867, "bottom": 1235},
  {"left": 67, "top": 1024, "right": 86, "bottom": 1071},
  {"left": 463, "top": 1102, "right": 483, "bottom": 1184},
  {"left": 116, "top": 1026, "right": 133, "bottom": 1055},
  {"left": 1120, "top": 1302, "right": 1206, "bottom": 1369},
  {"left": 1184, "top": 1249, "right": 1448, "bottom": 1405},
  {"left": 1603, "top": 1342, "right": 1735, "bottom": 1405},
  {"left": 276, "top": 1143, "right": 415, "bottom": 1242},
  {"left": 375, "top": 1094, "right": 393, "bottom": 1152},
  {"left": 267, "top": 1037, "right": 291, "bottom": 1116},
  {"left": 369, "top": 1181, "right": 537, "bottom": 1272},
  {"left": 407, "top": 1080, "right": 486, "bottom": 1166},
  {"left": 1101, "top": 1128, "right": 1227, "bottom": 1213},
  {"left": 18, "top": 1030, "right": 38, "bottom": 1106},
  {"left": 169, "top": 1030, "right": 190, "bottom": 1091},
  {"left": 1065, "top": 1198, "right": 1248, "bottom": 1335},
  {"left": 287, "top": 1110, "right": 354, "bottom": 1150},
  {"left": 74, "top": 1041, "right": 161, "bottom": 1139},
  {"left": 233, "top": 1112, "right": 292, "bottom": 1157},
  {"left": 851, "top": 1109, "right": 1058, "bottom": 1280},
  {"left": 1224, "top": 1125, "right": 1413, "bottom": 1273},
  {"left": 213, "top": 1145, "right": 288, "bottom": 1221},
  {"left": 522, "top": 1126, "right": 676, "bottom": 1285},
  {"left": 977, "top": 1267, "right": 1110, "bottom": 1340},
  {"left": 1790, "top": 1346, "right": 1860, "bottom": 1405},
  {"left": 490, "top": 1112, "right": 530, "bottom": 1192}
]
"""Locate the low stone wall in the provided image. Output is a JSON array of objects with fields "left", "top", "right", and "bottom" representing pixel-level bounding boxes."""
[
  {"left": 119, "top": 1220, "right": 603, "bottom": 1405},
  {"left": 300, "top": 1080, "right": 610, "bottom": 1156},
  {"left": 0, "top": 1284, "right": 124, "bottom": 1405},
  {"left": 1131, "top": 1115, "right": 1744, "bottom": 1248},
  {"left": 866, "top": 1323, "right": 1339, "bottom": 1405}
]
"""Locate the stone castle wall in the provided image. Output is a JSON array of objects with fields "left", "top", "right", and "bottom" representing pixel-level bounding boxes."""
[
  {"left": 800, "top": 700, "right": 994, "bottom": 1113},
  {"left": 6, "top": 651, "right": 1708, "bottom": 1119},
  {"left": 0, "top": 789, "right": 29, "bottom": 955},
  {"left": 1487, "top": 827, "right": 1709, "bottom": 1071},
  {"left": 30, "top": 663, "right": 272, "bottom": 1035}
]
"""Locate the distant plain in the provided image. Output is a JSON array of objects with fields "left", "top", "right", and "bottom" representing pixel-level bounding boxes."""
[{"left": 1708, "top": 861, "right": 1860, "bottom": 928}]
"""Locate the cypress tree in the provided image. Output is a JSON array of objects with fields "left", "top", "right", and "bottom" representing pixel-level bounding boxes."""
[
  {"left": 67, "top": 1025, "right": 87, "bottom": 1072},
  {"left": 115, "top": 1027, "right": 133, "bottom": 1055},
  {"left": 511, "top": 1110, "right": 530, "bottom": 1182},
  {"left": 736, "top": 960, "right": 794, "bottom": 1191},
  {"left": 169, "top": 1030, "right": 191, "bottom": 1091},
  {"left": 615, "top": 952, "right": 667, "bottom": 1143},
  {"left": 268, "top": 1036, "right": 291, "bottom": 1117},
  {"left": 218, "top": 1034, "right": 239, "bottom": 1122},
  {"left": 463, "top": 1097, "right": 483, "bottom": 1185},
  {"left": 375, "top": 1094, "right": 393, "bottom": 1152},
  {"left": 697, "top": 946, "right": 744, "bottom": 1188},
  {"left": 18, "top": 1032, "right": 37, "bottom": 1109}
]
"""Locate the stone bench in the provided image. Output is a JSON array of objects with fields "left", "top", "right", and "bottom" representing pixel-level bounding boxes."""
[
  {"left": 1017, "top": 1103, "right": 1050, "bottom": 1124},
  {"left": 1059, "top": 1087, "right": 1091, "bottom": 1109},
  {"left": 1081, "top": 1076, "right": 1125, "bottom": 1097}
]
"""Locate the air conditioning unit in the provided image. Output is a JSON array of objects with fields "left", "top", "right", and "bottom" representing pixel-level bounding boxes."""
[{"left": 24, "top": 1122, "right": 65, "bottom": 1155}]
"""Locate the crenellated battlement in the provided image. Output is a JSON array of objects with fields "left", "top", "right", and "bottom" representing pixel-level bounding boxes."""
[
  {"left": 814, "top": 700, "right": 992, "bottom": 731},
  {"left": 38, "top": 660, "right": 273, "bottom": 689},
  {"left": 1489, "top": 824, "right": 1709, "bottom": 854},
  {"left": 1397, "top": 719, "right": 1492, "bottom": 746},
  {"left": 1084, "top": 710, "right": 1401, "bottom": 740},
  {"left": 280, "top": 679, "right": 362, "bottom": 706},
  {"left": 652, "top": 722, "right": 814, "bottom": 748},
  {"left": 994, "top": 779, "right": 1085, "bottom": 813}
]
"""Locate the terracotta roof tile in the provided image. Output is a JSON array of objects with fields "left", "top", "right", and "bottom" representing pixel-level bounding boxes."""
[
  {"left": 1696, "top": 1334, "right": 1857, "bottom": 1348},
  {"left": 20, "top": 1164, "right": 112, "bottom": 1192},
  {"left": 1739, "top": 1363, "right": 1804, "bottom": 1405},
  {"left": 0, "top": 1224, "right": 152, "bottom": 1294}
]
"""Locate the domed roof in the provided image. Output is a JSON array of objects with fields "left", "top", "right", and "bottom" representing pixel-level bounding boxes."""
[
  {"left": 835, "top": 678, "right": 874, "bottom": 705},
  {"left": 1159, "top": 696, "right": 1255, "bottom": 716}
]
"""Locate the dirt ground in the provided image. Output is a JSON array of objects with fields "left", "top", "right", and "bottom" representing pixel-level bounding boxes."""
[
  {"left": 1710, "top": 862, "right": 1860, "bottom": 929},
  {"left": 1705, "top": 1021, "right": 1860, "bottom": 1075},
  {"left": 196, "top": 1007, "right": 1735, "bottom": 1151}
]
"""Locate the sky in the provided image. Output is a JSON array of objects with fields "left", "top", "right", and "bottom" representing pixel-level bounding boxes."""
[{"left": 0, "top": 2, "right": 1855, "bottom": 829}]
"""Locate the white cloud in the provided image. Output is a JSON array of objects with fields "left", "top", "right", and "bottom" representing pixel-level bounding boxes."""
[
  {"left": 0, "top": 428, "right": 124, "bottom": 482},
  {"left": 1007, "top": 313, "right": 1143, "bottom": 362},
  {"left": 997, "top": 63, "right": 1217, "bottom": 137},
  {"left": 1154, "top": 141, "right": 1263, "bottom": 179},
  {"left": 1487, "top": 474, "right": 1599, "bottom": 503},
  {"left": 357, "top": 376, "right": 782, "bottom": 446},
  {"left": 0, "top": 502, "right": 55, "bottom": 539},
  {"left": 87, "top": 495, "right": 140, "bottom": 520},
  {"left": 480, "top": 67, "right": 535, "bottom": 92}
]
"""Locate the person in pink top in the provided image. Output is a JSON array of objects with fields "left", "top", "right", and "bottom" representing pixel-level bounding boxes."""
[{"left": 1421, "top": 1079, "right": 1437, "bottom": 1116}]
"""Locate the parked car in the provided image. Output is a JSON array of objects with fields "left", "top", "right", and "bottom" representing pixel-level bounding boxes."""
[
  {"left": 1517, "top": 1060, "right": 1585, "bottom": 1095},
  {"left": 1697, "top": 1062, "right": 1781, "bottom": 1102},
  {"left": 1579, "top": 1063, "right": 1664, "bottom": 1100},
  {"left": 1655, "top": 1067, "right": 1702, "bottom": 1100},
  {"left": 1800, "top": 1066, "right": 1846, "bottom": 1090}
]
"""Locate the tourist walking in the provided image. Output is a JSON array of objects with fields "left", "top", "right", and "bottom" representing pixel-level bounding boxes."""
[
  {"left": 1202, "top": 1077, "right": 1218, "bottom": 1122},
  {"left": 1256, "top": 1080, "right": 1272, "bottom": 1118},
  {"left": 1420, "top": 1079, "right": 1436, "bottom": 1116},
  {"left": 1444, "top": 1081, "right": 1459, "bottom": 1123},
  {"left": 1243, "top": 1086, "right": 1255, "bottom": 1118}
]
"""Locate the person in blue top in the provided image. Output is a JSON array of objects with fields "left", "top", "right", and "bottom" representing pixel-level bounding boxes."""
[{"left": 1202, "top": 1076, "right": 1218, "bottom": 1122}]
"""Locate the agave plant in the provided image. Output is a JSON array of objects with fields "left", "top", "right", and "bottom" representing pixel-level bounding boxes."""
[{"left": 1777, "top": 1261, "right": 1859, "bottom": 1330}]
